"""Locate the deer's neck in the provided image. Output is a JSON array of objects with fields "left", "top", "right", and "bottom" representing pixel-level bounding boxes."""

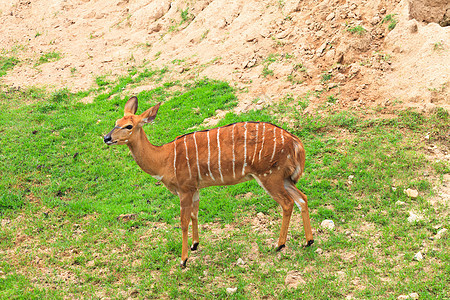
[{"left": 127, "top": 128, "right": 164, "bottom": 177}]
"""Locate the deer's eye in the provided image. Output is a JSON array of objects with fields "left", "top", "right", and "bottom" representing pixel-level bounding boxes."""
[{"left": 124, "top": 125, "right": 133, "bottom": 130}]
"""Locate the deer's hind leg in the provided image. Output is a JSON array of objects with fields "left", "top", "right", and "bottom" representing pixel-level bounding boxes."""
[
  {"left": 253, "top": 175, "right": 295, "bottom": 251},
  {"left": 284, "top": 179, "right": 314, "bottom": 246},
  {"left": 190, "top": 191, "right": 200, "bottom": 251}
]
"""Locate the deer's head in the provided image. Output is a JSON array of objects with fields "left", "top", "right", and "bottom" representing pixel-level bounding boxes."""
[{"left": 103, "top": 96, "right": 160, "bottom": 145}]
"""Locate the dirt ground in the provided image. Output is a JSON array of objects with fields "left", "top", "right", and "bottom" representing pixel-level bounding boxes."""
[{"left": 1, "top": 0, "right": 448, "bottom": 113}]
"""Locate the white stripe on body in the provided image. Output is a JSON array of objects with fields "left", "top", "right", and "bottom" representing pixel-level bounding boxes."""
[
  {"left": 173, "top": 140, "right": 177, "bottom": 177},
  {"left": 258, "top": 123, "right": 266, "bottom": 161},
  {"left": 271, "top": 127, "right": 277, "bottom": 161},
  {"left": 251, "top": 123, "right": 259, "bottom": 164},
  {"left": 242, "top": 122, "right": 248, "bottom": 175},
  {"left": 232, "top": 124, "right": 236, "bottom": 178},
  {"left": 207, "top": 130, "right": 215, "bottom": 181},
  {"left": 193, "top": 132, "right": 202, "bottom": 181},
  {"left": 184, "top": 136, "right": 192, "bottom": 179},
  {"left": 217, "top": 127, "right": 224, "bottom": 182}
]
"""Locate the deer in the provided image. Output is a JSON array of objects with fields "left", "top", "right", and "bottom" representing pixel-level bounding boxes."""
[{"left": 103, "top": 96, "right": 314, "bottom": 268}]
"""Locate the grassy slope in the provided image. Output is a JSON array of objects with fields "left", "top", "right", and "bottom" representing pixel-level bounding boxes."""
[{"left": 0, "top": 67, "right": 449, "bottom": 299}]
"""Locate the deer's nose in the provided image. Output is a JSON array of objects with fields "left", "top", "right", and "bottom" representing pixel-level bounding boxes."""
[{"left": 103, "top": 134, "right": 112, "bottom": 144}]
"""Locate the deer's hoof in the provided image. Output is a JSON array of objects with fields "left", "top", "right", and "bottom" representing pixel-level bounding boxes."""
[
  {"left": 180, "top": 259, "right": 188, "bottom": 269},
  {"left": 306, "top": 239, "right": 314, "bottom": 247},
  {"left": 191, "top": 242, "right": 199, "bottom": 251},
  {"left": 276, "top": 244, "right": 286, "bottom": 252}
]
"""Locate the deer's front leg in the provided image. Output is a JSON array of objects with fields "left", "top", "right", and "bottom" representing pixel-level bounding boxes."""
[{"left": 179, "top": 192, "right": 194, "bottom": 268}]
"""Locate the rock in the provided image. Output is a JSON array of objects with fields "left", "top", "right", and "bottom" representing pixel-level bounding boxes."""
[
  {"left": 326, "top": 12, "right": 335, "bottom": 21},
  {"left": 397, "top": 293, "right": 419, "bottom": 300},
  {"left": 282, "top": 1, "right": 302, "bottom": 15},
  {"left": 236, "top": 258, "right": 246, "bottom": 266},
  {"left": 336, "top": 271, "right": 346, "bottom": 279},
  {"left": 409, "top": 292, "right": 419, "bottom": 299},
  {"left": 315, "top": 248, "right": 323, "bottom": 254},
  {"left": 226, "top": 287, "right": 237, "bottom": 294},
  {"left": 371, "top": 15, "right": 381, "bottom": 25},
  {"left": 321, "top": 219, "right": 335, "bottom": 230},
  {"left": 435, "top": 228, "right": 447, "bottom": 239},
  {"left": 335, "top": 73, "right": 346, "bottom": 82},
  {"left": 285, "top": 270, "right": 306, "bottom": 289},
  {"left": 316, "top": 42, "right": 328, "bottom": 55},
  {"left": 243, "top": 57, "right": 257, "bottom": 69},
  {"left": 404, "top": 188, "right": 419, "bottom": 198},
  {"left": 409, "top": 0, "right": 450, "bottom": 27},
  {"left": 413, "top": 251, "right": 423, "bottom": 261},
  {"left": 130, "top": 0, "right": 171, "bottom": 29},
  {"left": 395, "top": 200, "right": 406, "bottom": 205},
  {"left": 174, "top": 66, "right": 184, "bottom": 73},
  {"left": 407, "top": 20, "right": 418, "bottom": 34},
  {"left": 443, "top": 174, "right": 450, "bottom": 182},
  {"left": 407, "top": 211, "right": 423, "bottom": 223}
]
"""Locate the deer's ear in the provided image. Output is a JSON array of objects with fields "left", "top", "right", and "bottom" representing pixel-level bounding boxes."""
[
  {"left": 124, "top": 96, "right": 138, "bottom": 116},
  {"left": 140, "top": 102, "right": 161, "bottom": 124}
]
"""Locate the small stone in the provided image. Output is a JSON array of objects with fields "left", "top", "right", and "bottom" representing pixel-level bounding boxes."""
[
  {"left": 285, "top": 270, "right": 306, "bottom": 288},
  {"left": 237, "top": 258, "right": 245, "bottom": 266},
  {"left": 348, "top": 175, "right": 354, "bottom": 180},
  {"left": 392, "top": 187, "right": 397, "bottom": 191},
  {"left": 397, "top": 295, "right": 409, "bottom": 300},
  {"left": 86, "top": 260, "right": 95, "bottom": 267},
  {"left": 321, "top": 219, "right": 335, "bottom": 230},
  {"left": 404, "top": 188, "right": 419, "bottom": 198},
  {"left": 315, "top": 248, "right": 323, "bottom": 254},
  {"left": 395, "top": 200, "right": 406, "bottom": 205},
  {"left": 326, "top": 12, "right": 335, "bottom": 21},
  {"left": 174, "top": 66, "right": 184, "bottom": 73},
  {"left": 226, "top": 287, "right": 237, "bottom": 294},
  {"left": 336, "top": 271, "right": 346, "bottom": 279},
  {"left": 409, "top": 292, "right": 419, "bottom": 299},
  {"left": 371, "top": 15, "right": 381, "bottom": 25},
  {"left": 413, "top": 251, "right": 423, "bottom": 261},
  {"left": 443, "top": 174, "right": 450, "bottom": 182},
  {"left": 316, "top": 42, "right": 328, "bottom": 55},
  {"left": 435, "top": 228, "right": 447, "bottom": 239},
  {"left": 335, "top": 73, "right": 346, "bottom": 81},
  {"left": 407, "top": 211, "right": 423, "bottom": 223}
]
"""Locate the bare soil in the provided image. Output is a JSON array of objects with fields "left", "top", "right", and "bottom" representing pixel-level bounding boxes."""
[{"left": 1, "top": 0, "right": 448, "bottom": 113}]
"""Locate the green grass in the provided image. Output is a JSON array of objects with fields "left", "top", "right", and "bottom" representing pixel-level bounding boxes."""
[
  {"left": 346, "top": 25, "right": 367, "bottom": 35},
  {"left": 383, "top": 14, "right": 398, "bottom": 31},
  {"left": 0, "top": 70, "right": 449, "bottom": 298},
  {"left": 0, "top": 56, "right": 19, "bottom": 77},
  {"left": 35, "top": 51, "right": 61, "bottom": 66}
]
